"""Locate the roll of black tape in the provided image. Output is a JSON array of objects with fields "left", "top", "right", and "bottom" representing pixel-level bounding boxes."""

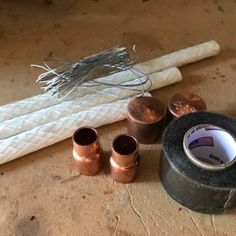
[{"left": 160, "top": 112, "right": 236, "bottom": 214}]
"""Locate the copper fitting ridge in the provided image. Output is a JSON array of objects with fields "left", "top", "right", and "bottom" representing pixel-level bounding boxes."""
[
  {"left": 167, "top": 92, "right": 207, "bottom": 122},
  {"left": 72, "top": 126, "right": 103, "bottom": 176},
  {"left": 127, "top": 96, "right": 166, "bottom": 144},
  {"left": 110, "top": 134, "right": 139, "bottom": 183}
]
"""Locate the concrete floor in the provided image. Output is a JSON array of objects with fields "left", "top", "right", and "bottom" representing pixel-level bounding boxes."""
[{"left": 0, "top": 0, "right": 236, "bottom": 235}]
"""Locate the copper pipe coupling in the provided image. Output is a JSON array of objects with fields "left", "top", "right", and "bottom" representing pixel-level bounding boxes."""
[
  {"left": 127, "top": 97, "right": 166, "bottom": 144},
  {"left": 110, "top": 134, "right": 139, "bottom": 183},
  {"left": 72, "top": 127, "right": 103, "bottom": 176}
]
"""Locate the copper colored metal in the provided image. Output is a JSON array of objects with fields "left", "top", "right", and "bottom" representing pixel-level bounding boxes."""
[
  {"left": 110, "top": 134, "right": 139, "bottom": 183},
  {"left": 127, "top": 96, "right": 166, "bottom": 144},
  {"left": 72, "top": 126, "right": 103, "bottom": 176},
  {"left": 167, "top": 92, "right": 207, "bottom": 121}
]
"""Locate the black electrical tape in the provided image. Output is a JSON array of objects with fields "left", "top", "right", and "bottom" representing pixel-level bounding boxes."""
[{"left": 160, "top": 112, "right": 236, "bottom": 214}]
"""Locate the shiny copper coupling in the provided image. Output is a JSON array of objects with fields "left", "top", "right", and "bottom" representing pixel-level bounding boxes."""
[
  {"left": 127, "top": 96, "right": 166, "bottom": 144},
  {"left": 72, "top": 126, "right": 103, "bottom": 176},
  {"left": 110, "top": 134, "right": 139, "bottom": 183},
  {"left": 167, "top": 92, "right": 207, "bottom": 122}
]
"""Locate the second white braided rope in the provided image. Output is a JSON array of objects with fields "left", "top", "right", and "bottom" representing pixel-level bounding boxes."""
[
  {"left": 0, "top": 93, "right": 151, "bottom": 165},
  {"left": 0, "top": 67, "right": 182, "bottom": 140}
]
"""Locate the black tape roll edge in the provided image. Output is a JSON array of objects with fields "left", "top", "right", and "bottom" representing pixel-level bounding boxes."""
[{"left": 160, "top": 112, "right": 236, "bottom": 214}]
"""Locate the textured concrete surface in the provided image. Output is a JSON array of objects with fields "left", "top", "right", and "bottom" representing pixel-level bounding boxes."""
[{"left": 0, "top": 0, "right": 236, "bottom": 235}]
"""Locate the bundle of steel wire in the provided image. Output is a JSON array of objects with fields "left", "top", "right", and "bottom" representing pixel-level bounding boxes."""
[{"left": 32, "top": 46, "right": 136, "bottom": 98}]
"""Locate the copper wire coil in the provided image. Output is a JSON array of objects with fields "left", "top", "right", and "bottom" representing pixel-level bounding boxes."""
[
  {"left": 110, "top": 134, "right": 139, "bottom": 183},
  {"left": 72, "top": 126, "right": 103, "bottom": 176}
]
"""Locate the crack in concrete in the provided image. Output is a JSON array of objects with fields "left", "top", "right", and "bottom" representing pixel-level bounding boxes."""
[
  {"left": 187, "top": 210, "right": 203, "bottom": 236},
  {"left": 60, "top": 174, "right": 80, "bottom": 184},
  {"left": 103, "top": 175, "right": 115, "bottom": 187},
  {"left": 149, "top": 214, "right": 159, "bottom": 230},
  {"left": 210, "top": 214, "right": 216, "bottom": 234},
  {"left": 14, "top": 200, "right": 19, "bottom": 219},
  {"left": 153, "top": 211, "right": 171, "bottom": 228},
  {"left": 113, "top": 215, "right": 120, "bottom": 236},
  {"left": 125, "top": 185, "right": 150, "bottom": 236},
  {"left": 102, "top": 176, "right": 124, "bottom": 195},
  {"left": 46, "top": 223, "right": 55, "bottom": 234},
  {"left": 112, "top": 179, "right": 116, "bottom": 189}
]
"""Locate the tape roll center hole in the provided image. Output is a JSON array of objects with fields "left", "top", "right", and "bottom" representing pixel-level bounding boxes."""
[
  {"left": 113, "top": 135, "right": 137, "bottom": 155},
  {"left": 74, "top": 127, "right": 97, "bottom": 146},
  {"left": 185, "top": 125, "right": 236, "bottom": 166}
]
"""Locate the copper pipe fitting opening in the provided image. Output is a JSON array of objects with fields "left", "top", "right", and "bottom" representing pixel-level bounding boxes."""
[
  {"left": 110, "top": 134, "right": 139, "bottom": 183},
  {"left": 127, "top": 96, "right": 166, "bottom": 144},
  {"left": 167, "top": 92, "right": 207, "bottom": 122},
  {"left": 72, "top": 126, "right": 103, "bottom": 176}
]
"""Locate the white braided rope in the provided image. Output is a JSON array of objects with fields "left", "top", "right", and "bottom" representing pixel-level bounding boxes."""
[
  {"left": 0, "top": 40, "right": 219, "bottom": 122},
  {"left": 0, "top": 93, "right": 151, "bottom": 165},
  {"left": 135, "top": 40, "right": 220, "bottom": 74},
  {"left": 0, "top": 67, "right": 182, "bottom": 140}
]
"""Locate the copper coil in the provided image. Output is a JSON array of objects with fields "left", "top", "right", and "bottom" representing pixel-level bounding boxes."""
[
  {"left": 110, "top": 134, "right": 139, "bottom": 183},
  {"left": 167, "top": 92, "right": 207, "bottom": 122},
  {"left": 72, "top": 126, "right": 103, "bottom": 176},
  {"left": 127, "top": 96, "right": 166, "bottom": 144}
]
